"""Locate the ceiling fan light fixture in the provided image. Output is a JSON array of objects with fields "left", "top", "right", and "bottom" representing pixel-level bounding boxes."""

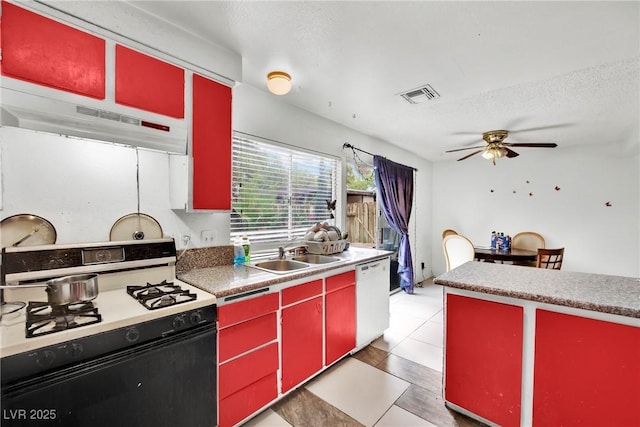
[
  {"left": 481, "top": 147, "right": 507, "bottom": 160},
  {"left": 267, "top": 71, "right": 292, "bottom": 95}
]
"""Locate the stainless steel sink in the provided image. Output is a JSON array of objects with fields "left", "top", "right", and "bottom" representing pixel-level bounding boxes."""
[
  {"left": 292, "top": 254, "right": 341, "bottom": 264},
  {"left": 250, "top": 259, "right": 310, "bottom": 273}
]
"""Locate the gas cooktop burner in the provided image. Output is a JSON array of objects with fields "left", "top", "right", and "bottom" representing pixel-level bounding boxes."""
[
  {"left": 26, "top": 301, "right": 102, "bottom": 338},
  {"left": 126, "top": 280, "right": 197, "bottom": 310}
]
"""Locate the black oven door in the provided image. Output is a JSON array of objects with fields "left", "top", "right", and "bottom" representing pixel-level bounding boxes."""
[{"left": 1, "top": 326, "right": 217, "bottom": 427}]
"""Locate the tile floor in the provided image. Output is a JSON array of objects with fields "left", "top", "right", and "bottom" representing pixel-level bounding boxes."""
[{"left": 243, "top": 279, "right": 485, "bottom": 427}]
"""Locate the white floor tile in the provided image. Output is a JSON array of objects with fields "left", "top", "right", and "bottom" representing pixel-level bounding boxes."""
[
  {"left": 371, "top": 311, "right": 426, "bottom": 351},
  {"left": 243, "top": 409, "right": 292, "bottom": 427},
  {"left": 306, "top": 358, "right": 410, "bottom": 427},
  {"left": 390, "top": 298, "right": 442, "bottom": 321},
  {"left": 410, "top": 320, "right": 444, "bottom": 348},
  {"left": 390, "top": 337, "right": 443, "bottom": 372},
  {"left": 375, "top": 405, "right": 438, "bottom": 427},
  {"left": 428, "top": 308, "right": 444, "bottom": 324}
]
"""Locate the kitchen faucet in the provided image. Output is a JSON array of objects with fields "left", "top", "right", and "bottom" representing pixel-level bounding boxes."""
[{"left": 278, "top": 242, "right": 308, "bottom": 259}]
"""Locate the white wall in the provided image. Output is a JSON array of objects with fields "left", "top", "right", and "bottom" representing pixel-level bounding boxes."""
[
  {"left": 233, "top": 83, "right": 434, "bottom": 280},
  {"left": 432, "top": 143, "right": 640, "bottom": 277}
]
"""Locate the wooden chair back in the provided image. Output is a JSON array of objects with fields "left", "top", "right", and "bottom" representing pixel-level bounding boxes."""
[
  {"left": 442, "top": 228, "right": 458, "bottom": 239},
  {"left": 442, "top": 234, "right": 475, "bottom": 272},
  {"left": 537, "top": 248, "right": 564, "bottom": 270}
]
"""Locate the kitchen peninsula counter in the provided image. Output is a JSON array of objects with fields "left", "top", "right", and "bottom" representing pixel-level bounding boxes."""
[
  {"left": 434, "top": 261, "right": 640, "bottom": 318},
  {"left": 177, "top": 247, "right": 392, "bottom": 298},
  {"left": 433, "top": 261, "right": 640, "bottom": 427}
]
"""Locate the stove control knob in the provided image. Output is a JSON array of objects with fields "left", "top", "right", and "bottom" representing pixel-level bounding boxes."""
[
  {"left": 36, "top": 350, "right": 56, "bottom": 368},
  {"left": 173, "top": 315, "right": 186, "bottom": 329},
  {"left": 66, "top": 343, "right": 84, "bottom": 358},
  {"left": 125, "top": 327, "right": 140, "bottom": 343},
  {"left": 190, "top": 311, "right": 202, "bottom": 324}
]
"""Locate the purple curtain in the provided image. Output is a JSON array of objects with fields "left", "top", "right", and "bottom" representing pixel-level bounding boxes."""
[{"left": 373, "top": 155, "right": 414, "bottom": 294}]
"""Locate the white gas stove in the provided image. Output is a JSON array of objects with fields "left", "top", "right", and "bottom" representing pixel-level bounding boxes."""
[{"left": 0, "top": 238, "right": 218, "bottom": 427}]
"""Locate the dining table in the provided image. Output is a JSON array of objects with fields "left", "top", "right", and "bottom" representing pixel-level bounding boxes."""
[{"left": 473, "top": 246, "right": 538, "bottom": 263}]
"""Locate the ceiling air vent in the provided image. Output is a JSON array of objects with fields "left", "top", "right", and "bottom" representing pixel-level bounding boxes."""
[{"left": 399, "top": 84, "right": 440, "bottom": 104}]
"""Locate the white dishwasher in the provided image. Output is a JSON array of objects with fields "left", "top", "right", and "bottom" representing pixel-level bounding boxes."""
[{"left": 355, "top": 257, "right": 391, "bottom": 349}]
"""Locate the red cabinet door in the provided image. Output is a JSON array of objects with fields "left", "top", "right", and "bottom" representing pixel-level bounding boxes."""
[
  {"left": 218, "top": 342, "right": 279, "bottom": 401},
  {"left": 445, "top": 294, "right": 523, "bottom": 427},
  {"left": 218, "top": 292, "right": 278, "bottom": 329},
  {"left": 281, "top": 296, "right": 323, "bottom": 393},
  {"left": 325, "top": 283, "right": 356, "bottom": 365},
  {"left": 115, "top": 44, "right": 184, "bottom": 118},
  {"left": 218, "top": 371, "right": 278, "bottom": 427},
  {"left": 533, "top": 309, "right": 640, "bottom": 427},
  {"left": 192, "top": 73, "right": 232, "bottom": 210},
  {"left": 218, "top": 312, "right": 277, "bottom": 363},
  {"left": 1, "top": 1, "right": 105, "bottom": 99}
]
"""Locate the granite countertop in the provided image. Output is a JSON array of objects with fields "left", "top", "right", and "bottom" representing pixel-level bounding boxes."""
[
  {"left": 434, "top": 262, "right": 640, "bottom": 319},
  {"left": 177, "top": 247, "right": 393, "bottom": 299}
]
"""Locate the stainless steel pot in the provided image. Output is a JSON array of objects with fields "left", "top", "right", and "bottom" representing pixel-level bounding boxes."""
[
  {"left": 45, "top": 274, "right": 99, "bottom": 305},
  {"left": 0, "top": 273, "right": 99, "bottom": 305}
]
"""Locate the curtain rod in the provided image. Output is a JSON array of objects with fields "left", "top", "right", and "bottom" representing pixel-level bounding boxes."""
[{"left": 342, "top": 143, "right": 418, "bottom": 171}]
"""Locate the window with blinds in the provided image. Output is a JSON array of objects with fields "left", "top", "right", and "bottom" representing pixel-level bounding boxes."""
[{"left": 231, "top": 133, "right": 338, "bottom": 257}]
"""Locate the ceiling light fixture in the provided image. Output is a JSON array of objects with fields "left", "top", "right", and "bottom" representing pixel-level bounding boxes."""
[
  {"left": 267, "top": 71, "right": 291, "bottom": 95},
  {"left": 481, "top": 146, "right": 508, "bottom": 165}
]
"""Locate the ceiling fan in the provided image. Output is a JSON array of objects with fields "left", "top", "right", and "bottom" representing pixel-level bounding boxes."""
[{"left": 446, "top": 130, "right": 558, "bottom": 165}]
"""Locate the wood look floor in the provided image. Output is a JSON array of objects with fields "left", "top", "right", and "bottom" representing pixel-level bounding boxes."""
[{"left": 243, "top": 280, "right": 487, "bottom": 427}]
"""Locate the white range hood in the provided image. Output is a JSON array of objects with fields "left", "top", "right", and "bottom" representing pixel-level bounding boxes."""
[{"left": 1, "top": 86, "right": 188, "bottom": 154}]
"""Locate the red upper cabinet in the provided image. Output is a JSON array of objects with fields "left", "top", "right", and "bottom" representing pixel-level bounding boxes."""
[
  {"left": 115, "top": 45, "right": 184, "bottom": 118},
  {"left": 1, "top": 1, "right": 105, "bottom": 99},
  {"left": 192, "top": 73, "right": 232, "bottom": 210}
]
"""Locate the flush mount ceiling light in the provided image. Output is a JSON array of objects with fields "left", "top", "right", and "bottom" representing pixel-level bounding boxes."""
[{"left": 267, "top": 71, "right": 292, "bottom": 95}]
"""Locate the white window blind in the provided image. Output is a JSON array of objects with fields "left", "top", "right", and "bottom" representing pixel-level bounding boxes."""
[{"left": 231, "top": 133, "right": 338, "bottom": 256}]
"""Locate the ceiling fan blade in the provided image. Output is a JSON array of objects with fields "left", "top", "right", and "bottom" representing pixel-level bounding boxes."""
[
  {"left": 505, "top": 143, "right": 558, "bottom": 148},
  {"left": 445, "top": 145, "right": 486, "bottom": 153},
  {"left": 457, "top": 150, "right": 483, "bottom": 161},
  {"left": 508, "top": 123, "right": 573, "bottom": 133},
  {"left": 504, "top": 148, "right": 519, "bottom": 158}
]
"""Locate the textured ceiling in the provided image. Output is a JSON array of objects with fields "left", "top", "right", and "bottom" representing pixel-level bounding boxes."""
[{"left": 126, "top": 1, "right": 639, "bottom": 162}]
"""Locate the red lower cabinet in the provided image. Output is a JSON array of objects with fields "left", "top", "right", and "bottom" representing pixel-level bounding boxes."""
[
  {"left": 281, "top": 281, "right": 323, "bottom": 393},
  {"left": 445, "top": 294, "right": 523, "bottom": 427},
  {"left": 218, "top": 371, "right": 278, "bottom": 427},
  {"left": 325, "top": 271, "right": 356, "bottom": 365},
  {"left": 532, "top": 309, "right": 640, "bottom": 427},
  {"left": 217, "top": 292, "right": 279, "bottom": 427}
]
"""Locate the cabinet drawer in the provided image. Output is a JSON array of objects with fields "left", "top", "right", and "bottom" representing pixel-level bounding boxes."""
[
  {"left": 1, "top": 2, "right": 105, "bottom": 99},
  {"left": 218, "top": 371, "right": 278, "bottom": 427},
  {"left": 218, "top": 292, "right": 278, "bottom": 328},
  {"left": 219, "top": 342, "right": 279, "bottom": 401},
  {"left": 326, "top": 270, "right": 356, "bottom": 293},
  {"left": 281, "top": 280, "right": 323, "bottom": 306},
  {"left": 115, "top": 44, "right": 184, "bottom": 118},
  {"left": 218, "top": 312, "right": 277, "bottom": 363}
]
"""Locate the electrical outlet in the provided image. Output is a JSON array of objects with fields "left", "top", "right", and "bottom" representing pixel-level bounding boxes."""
[
  {"left": 421, "top": 262, "right": 425, "bottom": 270},
  {"left": 181, "top": 234, "right": 191, "bottom": 246},
  {"left": 201, "top": 229, "right": 217, "bottom": 243}
]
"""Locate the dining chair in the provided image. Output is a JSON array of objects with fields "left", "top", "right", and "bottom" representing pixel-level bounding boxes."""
[
  {"left": 512, "top": 232, "right": 546, "bottom": 251},
  {"left": 512, "top": 231, "right": 546, "bottom": 267},
  {"left": 536, "top": 248, "right": 564, "bottom": 270},
  {"left": 442, "top": 234, "right": 475, "bottom": 272},
  {"left": 441, "top": 228, "right": 458, "bottom": 239}
]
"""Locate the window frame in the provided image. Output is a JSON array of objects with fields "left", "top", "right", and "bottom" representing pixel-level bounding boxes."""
[{"left": 230, "top": 131, "right": 341, "bottom": 258}]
